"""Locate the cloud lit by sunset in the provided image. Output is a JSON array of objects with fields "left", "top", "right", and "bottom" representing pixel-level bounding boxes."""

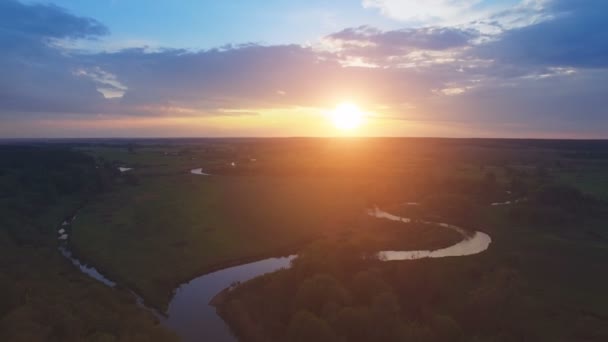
[{"left": 1, "top": 0, "right": 607, "bottom": 138}]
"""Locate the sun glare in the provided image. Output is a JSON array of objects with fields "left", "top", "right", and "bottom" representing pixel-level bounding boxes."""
[{"left": 330, "top": 102, "right": 364, "bottom": 131}]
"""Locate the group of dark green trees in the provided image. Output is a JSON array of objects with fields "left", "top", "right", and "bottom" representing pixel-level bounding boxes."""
[
  {"left": 217, "top": 164, "right": 608, "bottom": 342},
  {"left": 0, "top": 145, "right": 174, "bottom": 341}
]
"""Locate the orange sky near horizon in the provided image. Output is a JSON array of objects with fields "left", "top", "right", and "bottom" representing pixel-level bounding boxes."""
[{"left": 3, "top": 105, "right": 601, "bottom": 139}]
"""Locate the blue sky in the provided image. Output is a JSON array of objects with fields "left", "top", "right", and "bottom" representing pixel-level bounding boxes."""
[
  {"left": 2, "top": 0, "right": 608, "bottom": 138},
  {"left": 40, "top": 0, "right": 400, "bottom": 49}
]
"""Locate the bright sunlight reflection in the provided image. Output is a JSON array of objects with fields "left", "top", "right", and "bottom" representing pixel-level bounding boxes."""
[{"left": 330, "top": 102, "right": 364, "bottom": 131}]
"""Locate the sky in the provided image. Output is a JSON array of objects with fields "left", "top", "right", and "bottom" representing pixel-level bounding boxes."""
[{"left": 1, "top": 0, "right": 607, "bottom": 138}]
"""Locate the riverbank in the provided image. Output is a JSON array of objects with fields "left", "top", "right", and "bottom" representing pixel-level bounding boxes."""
[
  {"left": 64, "top": 202, "right": 472, "bottom": 341},
  {"left": 214, "top": 198, "right": 608, "bottom": 342},
  {"left": 71, "top": 226, "right": 317, "bottom": 313},
  {"left": 214, "top": 206, "right": 490, "bottom": 341},
  {"left": 69, "top": 174, "right": 371, "bottom": 310},
  {"left": 0, "top": 145, "right": 178, "bottom": 341}
]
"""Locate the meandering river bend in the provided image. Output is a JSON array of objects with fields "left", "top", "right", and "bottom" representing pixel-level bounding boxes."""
[{"left": 59, "top": 205, "right": 492, "bottom": 341}]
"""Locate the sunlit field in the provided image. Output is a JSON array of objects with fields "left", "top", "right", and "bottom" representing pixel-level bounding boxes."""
[{"left": 2, "top": 138, "right": 602, "bottom": 341}]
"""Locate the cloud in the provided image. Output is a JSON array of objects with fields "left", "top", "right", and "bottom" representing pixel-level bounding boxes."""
[
  {"left": 1, "top": 0, "right": 607, "bottom": 137},
  {"left": 74, "top": 67, "right": 128, "bottom": 99},
  {"left": 363, "top": 0, "right": 482, "bottom": 23},
  {"left": 423, "top": 68, "right": 608, "bottom": 129},
  {"left": 90, "top": 45, "right": 345, "bottom": 114},
  {"left": 361, "top": 0, "right": 552, "bottom": 35},
  {"left": 361, "top": 0, "right": 532, "bottom": 26},
  {"left": 0, "top": 0, "right": 108, "bottom": 39},
  {"left": 324, "top": 25, "right": 478, "bottom": 68},
  {"left": 327, "top": 25, "right": 476, "bottom": 51},
  {"left": 474, "top": 0, "right": 608, "bottom": 68},
  {"left": 0, "top": 0, "right": 111, "bottom": 115}
]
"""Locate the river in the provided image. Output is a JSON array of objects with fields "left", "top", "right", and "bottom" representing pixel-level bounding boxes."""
[{"left": 59, "top": 205, "right": 491, "bottom": 341}]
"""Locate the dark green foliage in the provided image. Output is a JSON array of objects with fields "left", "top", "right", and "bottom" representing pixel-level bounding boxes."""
[
  {"left": 219, "top": 240, "right": 470, "bottom": 342},
  {"left": 215, "top": 157, "right": 608, "bottom": 342},
  {"left": 334, "top": 306, "right": 373, "bottom": 341},
  {"left": 7, "top": 139, "right": 604, "bottom": 342},
  {"left": 0, "top": 145, "right": 176, "bottom": 341},
  {"left": 286, "top": 311, "right": 337, "bottom": 342},
  {"left": 422, "top": 193, "right": 475, "bottom": 222},
  {"left": 532, "top": 184, "right": 591, "bottom": 209},
  {"left": 509, "top": 183, "right": 601, "bottom": 226},
  {"left": 294, "top": 274, "right": 350, "bottom": 315},
  {"left": 351, "top": 269, "right": 391, "bottom": 305}
]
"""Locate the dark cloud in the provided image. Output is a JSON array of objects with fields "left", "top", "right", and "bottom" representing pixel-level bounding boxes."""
[
  {"left": 0, "top": 0, "right": 109, "bottom": 115},
  {"left": 418, "top": 68, "right": 608, "bottom": 137},
  {"left": 328, "top": 25, "right": 476, "bottom": 51},
  {"left": 90, "top": 45, "right": 341, "bottom": 112},
  {"left": 89, "top": 43, "right": 459, "bottom": 116},
  {"left": 0, "top": 0, "right": 108, "bottom": 40},
  {"left": 475, "top": 0, "right": 608, "bottom": 68}
]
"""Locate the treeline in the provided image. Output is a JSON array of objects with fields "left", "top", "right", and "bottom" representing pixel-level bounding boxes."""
[
  {"left": 0, "top": 146, "right": 96, "bottom": 245},
  {"left": 215, "top": 168, "right": 608, "bottom": 342},
  {"left": 508, "top": 184, "right": 604, "bottom": 226},
  {"left": 0, "top": 145, "right": 142, "bottom": 245},
  {"left": 217, "top": 239, "right": 535, "bottom": 342},
  {"left": 0, "top": 145, "right": 176, "bottom": 341}
]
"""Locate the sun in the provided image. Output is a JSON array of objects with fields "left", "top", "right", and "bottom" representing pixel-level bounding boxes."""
[{"left": 330, "top": 102, "right": 364, "bottom": 131}]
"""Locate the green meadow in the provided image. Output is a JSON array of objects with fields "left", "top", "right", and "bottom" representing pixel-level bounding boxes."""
[{"left": 3, "top": 139, "right": 608, "bottom": 341}]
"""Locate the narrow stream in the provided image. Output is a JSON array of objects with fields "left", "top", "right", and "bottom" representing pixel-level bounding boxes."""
[
  {"left": 56, "top": 215, "right": 164, "bottom": 320},
  {"left": 58, "top": 246, "right": 116, "bottom": 287},
  {"left": 491, "top": 197, "right": 526, "bottom": 206},
  {"left": 190, "top": 168, "right": 210, "bottom": 175}
]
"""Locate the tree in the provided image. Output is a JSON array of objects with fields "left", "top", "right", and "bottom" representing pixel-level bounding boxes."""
[
  {"left": 422, "top": 194, "right": 475, "bottom": 222},
  {"left": 369, "top": 292, "right": 404, "bottom": 342},
  {"left": 352, "top": 270, "right": 392, "bottom": 305},
  {"left": 286, "top": 311, "right": 336, "bottom": 342},
  {"left": 127, "top": 143, "right": 137, "bottom": 154},
  {"left": 294, "top": 274, "right": 349, "bottom": 315},
  {"left": 431, "top": 314, "right": 462, "bottom": 341},
  {"left": 334, "top": 306, "right": 372, "bottom": 342}
]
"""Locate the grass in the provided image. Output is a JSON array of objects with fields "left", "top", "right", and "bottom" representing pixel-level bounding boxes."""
[
  {"left": 67, "top": 139, "right": 608, "bottom": 340},
  {"left": 554, "top": 167, "right": 608, "bottom": 200},
  {"left": 72, "top": 172, "right": 375, "bottom": 309}
]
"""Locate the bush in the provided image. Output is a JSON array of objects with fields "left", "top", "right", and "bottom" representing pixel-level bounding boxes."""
[
  {"left": 286, "top": 311, "right": 336, "bottom": 342},
  {"left": 532, "top": 184, "right": 589, "bottom": 210},
  {"left": 352, "top": 270, "right": 391, "bottom": 305},
  {"left": 334, "top": 306, "right": 372, "bottom": 342},
  {"left": 294, "top": 274, "right": 349, "bottom": 315},
  {"left": 422, "top": 194, "right": 475, "bottom": 221}
]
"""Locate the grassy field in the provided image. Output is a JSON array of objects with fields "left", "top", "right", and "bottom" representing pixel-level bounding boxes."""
[
  {"left": 72, "top": 172, "right": 366, "bottom": 309},
  {"left": 60, "top": 138, "right": 608, "bottom": 340},
  {"left": 71, "top": 140, "right": 605, "bottom": 293},
  {"left": 72, "top": 164, "right": 467, "bottom": 310},
  {"left": 555, "top": 165, "right": 608, "bottom": 200}
]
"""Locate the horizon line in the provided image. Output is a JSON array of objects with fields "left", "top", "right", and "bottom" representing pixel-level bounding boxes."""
[{"left": 2, "top": 136, "right": 608, "bottom": 142}]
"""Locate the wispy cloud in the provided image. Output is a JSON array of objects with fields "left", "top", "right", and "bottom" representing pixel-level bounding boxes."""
[
  {"left": 74, "top": 67, "right": 128, "bottom": 98},
  {"left": 361, "top": 0, "right": 550, "bottom": 33},
  {"left": 362, "top": 0, "right": 504, "bottom": 25}
]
